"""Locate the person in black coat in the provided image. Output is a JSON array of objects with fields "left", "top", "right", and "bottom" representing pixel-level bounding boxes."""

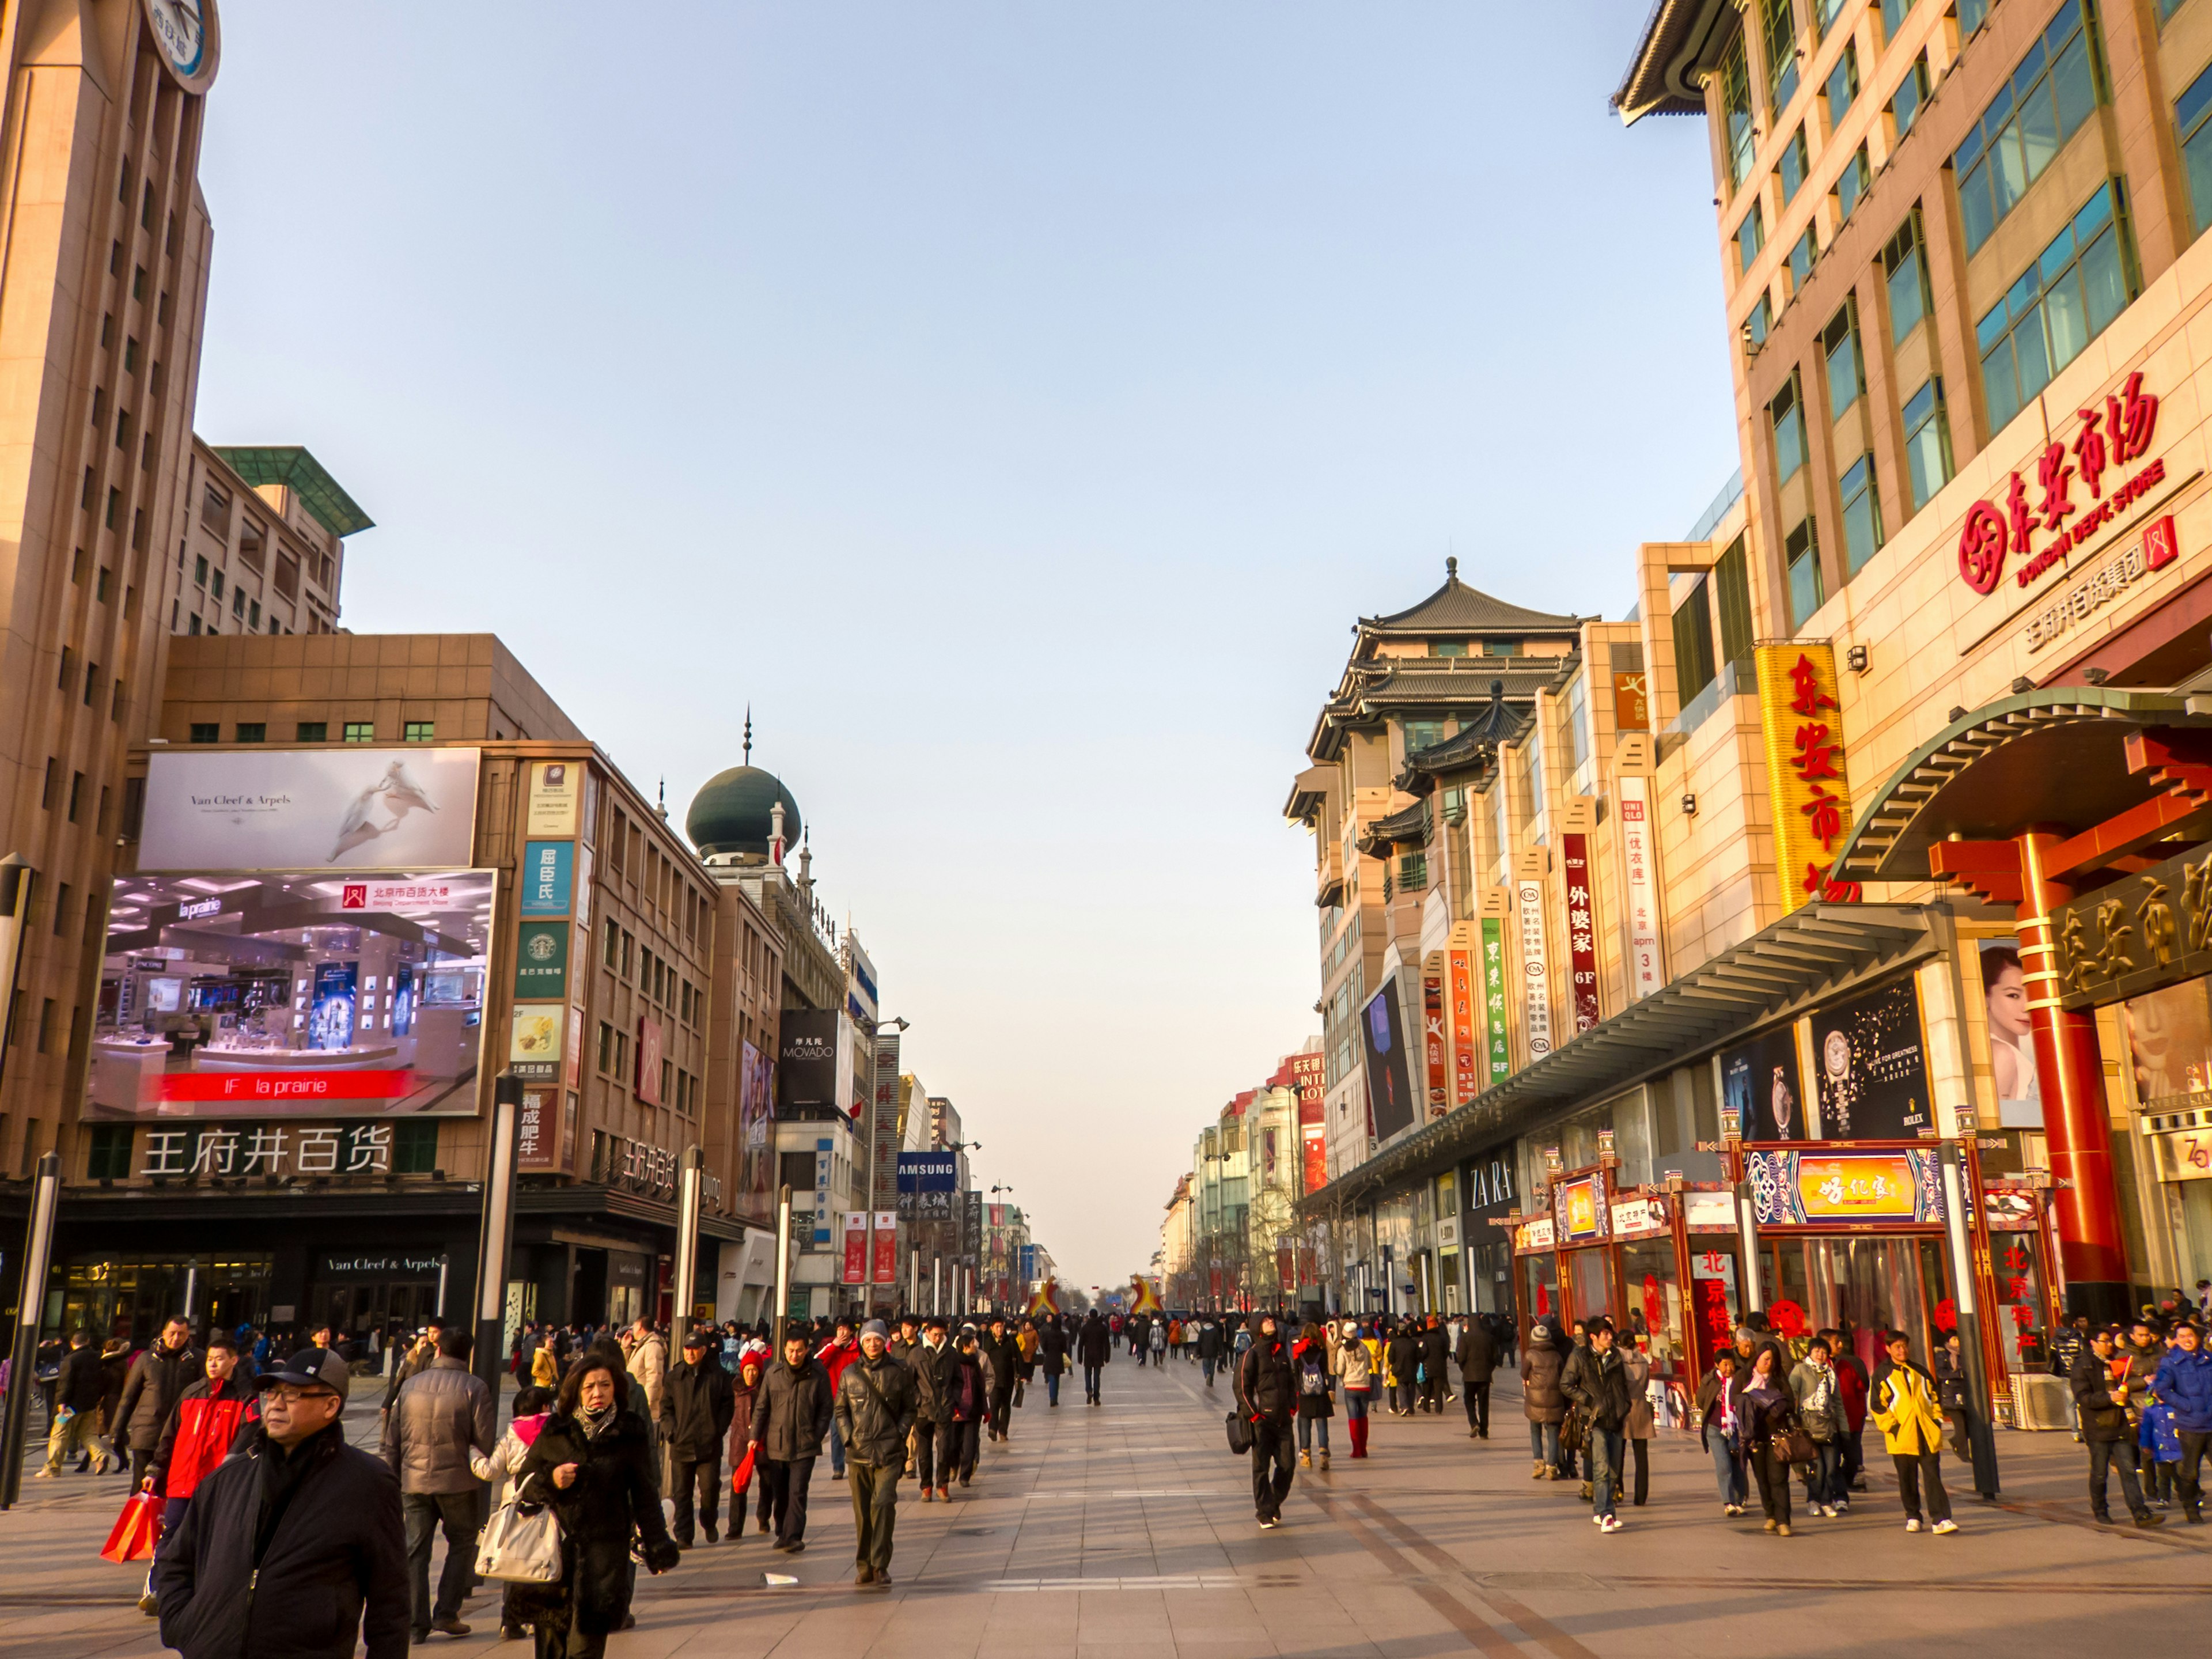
[
  {"left": 1235, "top": 1315, "right": 1298, "bottom": 1528},
  {"left": 979, "top": 1316, "right": 1018, "bottom": 1442},
  {"left": 39, "top": 1332, "right": 110, "bottom": 1475},
  {"left": 155, "top": 1348, "right": 407, "bottom": 1659},
  {"left": 910, "top": 1321, "right": 959, "bottom": 1499},
  {"left": 747, "top": 1332, "right": 834, "bottom": 1551},
  {"left": 1076, "top": 1312, "right": 1112, "bottom": 1406},
  {"left": 1035, "top": 1316, "right": 1069, "bottom": 1408},
  {"left": 1418, "top": 1317, "right": 1451, "bottom": 1414},
  {"left": 513, "top": 1353, "right": 680, "bottom": 1656},
  {"left": 665, "top": 1330, "right": 736, "bottom": 1546},
  {"left": 1384, "top": 1321, "right": 1421, "bottom": 1417},
  {"left": 1454, "top": 1314, "right": 1499, "bottom": 1440}
]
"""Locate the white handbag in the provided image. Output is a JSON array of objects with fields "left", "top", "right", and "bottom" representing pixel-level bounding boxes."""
[{"left": 476, "top": 1498, "right": 563, "bottom": 1584}]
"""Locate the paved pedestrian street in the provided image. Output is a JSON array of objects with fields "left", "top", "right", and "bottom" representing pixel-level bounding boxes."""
[{"left": 3, "top": 1357, "right": 2208, "bottom": 1659}]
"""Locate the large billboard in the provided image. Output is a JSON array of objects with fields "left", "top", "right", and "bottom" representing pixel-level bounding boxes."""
[
  {"left": 92, "top": 869, "right": 492, "bottom": 1119},
  {"left": 1721, "top": 1024, "right": 1806, "bottom": 1141},
  {"left": 777, "top": 1009, "right": 840, "bottom": 1108},
  {"left": 1810, "top": 977, "right": 1932, "bottom": 1140},
  {"left": 138, "top": 748, "right": 480, "bottom": 872},
  {"left": 1361, "top": 982, "right": 1416, "bottom": 1142},
  {"left": 737, "top": 1039, "right": 776, "bottom": 1224}
]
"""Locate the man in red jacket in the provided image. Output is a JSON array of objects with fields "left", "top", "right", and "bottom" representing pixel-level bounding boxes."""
[
  {"left": 815, "top": 1322, "right": 859, "bottom": 1479},
  {"left": 137, "top": 1331, "right": 259, "bottom": 1615}
]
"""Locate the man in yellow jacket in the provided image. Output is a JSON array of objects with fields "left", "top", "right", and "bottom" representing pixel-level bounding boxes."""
[{"left": 1869, "top": 1331, "right": 1959, "bottom": 1535}]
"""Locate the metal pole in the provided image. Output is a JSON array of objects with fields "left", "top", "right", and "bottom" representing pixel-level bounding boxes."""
[
  {"left": 473, "top": 1072, "right": 524, "bottom": 1401},
  {"left": 908, "top": 1247, "right": 919, "bottom": 1318},
  {"left": 672, "top": 1146, "right": 703, "bottom": 1333},
  {"left": 1940, "top": 1141, "right": 2002, "bottom": 1497},
  {"left": 1, "top": 1153, "right": 62, "bottom": 1509},
  {"left": 771, "top": 1184, "right": 793, "bottom": 1354},
  {"left": 0, "top": 858, "right": 32, "bottom": 1101},
  {"left": 181, "top": 1265, "right": 198, "bottom": 1324},
  {"left": 932, "top": 1255, "right": 941, "bottom": 1316}
]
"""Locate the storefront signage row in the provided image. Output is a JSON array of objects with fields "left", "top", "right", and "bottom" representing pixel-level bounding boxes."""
[
  {"left": 1480, "top": 918, "right": 1512, "bottom": 1085},
  {"left": 1560, "top": 834, "right": 1601, "bottom": 1033},
  {"left": 139, "top": 1122, "right": 397, "bottom": 1179},
  {"left": 1957, "top": 370, "right": 2162, "bottom": 596},
  {"left": 1609, "top": 1195, "right": 1670, "bottom": 1238},
  {"left": 1615, "top": 775, "right": 1664, "bottom": 999},
  {"left": 2047, "top": 839, "right": 2212, "bottom": 1010},
  {"left": 1747, "top": 1147, "right": 1945, "bottom": 1226},
  {"left": 590, "top": 1128, "right": 724, "bottom": 1213},
  {"left": 1422, "top": 968, "right": 1448, "bottom": 1120},
  {"left": 1517, "top": 880, "right": 1554, "bottom": 1060},
  {"left": 1753, "top": 643, "right": 1863, "bottom": 911},
  {"left": 1448, "top": 946, "right": 1479, "bottom": 1105}
]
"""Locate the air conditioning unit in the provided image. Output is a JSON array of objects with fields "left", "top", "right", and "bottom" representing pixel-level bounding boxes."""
[{"left": 2010, "top": 1370, "right": 2072, "bottom": 1431}]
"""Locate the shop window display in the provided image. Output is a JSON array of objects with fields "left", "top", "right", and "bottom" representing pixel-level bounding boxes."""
[{"left": 1760, "top": 1235, "right": 1946, "bottom": 1376}]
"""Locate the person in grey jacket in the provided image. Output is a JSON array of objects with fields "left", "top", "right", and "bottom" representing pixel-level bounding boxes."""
[
  {"left": 114, "top": 1319, "right": 199, "bottom": 1487},
  {"left": 748, "top": 1332, "right": 834, "bottom": 1552},
  {"left": 379, "top": 1327, "right": 494, "bottom": 1642}
]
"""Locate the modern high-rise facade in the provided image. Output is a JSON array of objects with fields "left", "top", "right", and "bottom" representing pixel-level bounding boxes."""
[{"left": 0, "top": 0, "right": 220, "bottom": 1186}]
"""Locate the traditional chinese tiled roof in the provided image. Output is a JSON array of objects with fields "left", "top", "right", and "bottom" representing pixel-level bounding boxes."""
[
  {"left": 1304, "top": 657, "right": 1574, "bottom": 765},
  {"left": 1360, "top": 558, "right": 1587, "bottom": 637},
  {"left": 1357, "top": 799, "right": 1431, "bottom": 858},
  {"left": 1396, "top": 675, "right": 1547, "bottom": 794},
  {"left": 1612, "top": 0, "right": 1737, "bottom": 126}
]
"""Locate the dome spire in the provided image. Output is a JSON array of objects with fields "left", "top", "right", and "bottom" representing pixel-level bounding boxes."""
[{"left": 743, "top": 704, "right": 753, "bottom": 765}]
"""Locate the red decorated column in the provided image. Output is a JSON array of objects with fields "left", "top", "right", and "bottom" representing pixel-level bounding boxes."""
[{"left": 2016, "top": 831, "right": 2133, "bottom": 1324}]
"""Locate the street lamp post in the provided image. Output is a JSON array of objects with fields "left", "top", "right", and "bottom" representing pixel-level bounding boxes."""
[
  {"left": 671, "top": 1145, "right": 703, "bottom": 1333},
  {"left": 472, "top": 1073, "right": 524, "bottom": 1402},
  {"left": 1, "top": 1152, "right": 62, "bottom": 1510}
]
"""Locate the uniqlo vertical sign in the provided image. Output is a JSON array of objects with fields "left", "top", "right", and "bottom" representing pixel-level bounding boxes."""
[
  {"left": 1448, "top": 946, "right": 1479, "bottom": 1106},
  {"left": 872, "top": 1210, "right": 897, "bottom": 1285},
  {"left": 1516, "top": 881, "right": 1554, "bottom": 1060},
  {"left": 1560, "top": 835, "right": 1601, "bottom": 1033},
  {"left": 1615, "top": 775, "right": 1664, "bottom": 999},
  {"left": 1422, "top": 967, "right": 1448, "bottom": 1120},
  {"left": 1480, "top": 918, "right": 1511, "bottom": 1084},
  {"left": 842, "top": 1212, "right": 868, "bottom": 1285}
]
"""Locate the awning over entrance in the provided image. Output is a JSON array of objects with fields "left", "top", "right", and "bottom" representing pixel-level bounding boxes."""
[
  {"left": 1301, "top": 903, "right": 1940, "bottom": 1214},
  {"left": 1830, "top": 687, "right": 2212, "bottom": 889}
]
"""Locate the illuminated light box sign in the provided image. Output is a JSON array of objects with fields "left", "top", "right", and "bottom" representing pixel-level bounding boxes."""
[
  {"left": 138, "top": 748, "right": 480, "bottom": 872},
  {"left": 1748, "top": 1148, "right": 1945, "bottom": 1226}
]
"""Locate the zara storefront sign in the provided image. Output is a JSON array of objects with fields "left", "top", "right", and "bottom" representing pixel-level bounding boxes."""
[
  {"left": 2022, "top": 516, "right": 2179, "bottom": 652},
  {"left": 1957, "top": 371, "right": 2163, "bottom": 596}
]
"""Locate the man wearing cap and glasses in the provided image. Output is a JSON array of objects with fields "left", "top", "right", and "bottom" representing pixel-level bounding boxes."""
[{"left": 156, "top": 1347, "right": 408, "bottom": 1658}]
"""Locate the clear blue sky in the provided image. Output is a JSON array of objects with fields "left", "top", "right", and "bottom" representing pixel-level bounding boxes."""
[{"left": 195, "top": 2, "right": 1736, "bottom": 1291}]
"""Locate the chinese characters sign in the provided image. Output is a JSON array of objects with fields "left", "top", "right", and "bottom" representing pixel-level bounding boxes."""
[
  {"left": 1516, "top": 881, "right": 1554, "bottom": 1061},
  {"left": 1754, "top": 642, "right": 1862, "bottom": 912},
  {"left": 1480, "top": 918, "right": 1511, "bottom": 1084},
  {"left": 2024, "top": 516, "right": 2179, "bottom": 653},
  {"left": 2047, "top": 840, "right": 2212, "bottom": 1010},
  {"left": 1615, "top": 775, "right": 1664, "bottom": 999},
  {"left": 1957, "top": 372, "right": 2163, "bottom": 596},
  {"left": 1560, "top": 834, "right": 1600, "bottom": 1033},
  {"left": 1448, "top": 945, "right": 1479, "bottom": 1105},
  {"left": 139, "top": 1122, "right": 396, "bottom": 1179},
  {"left": 1422, "top": 968, "right": 1448, "bottom": 1120},
  {"left": 1747, "top": 1147, "right": 1944, "bottom": 1226}
]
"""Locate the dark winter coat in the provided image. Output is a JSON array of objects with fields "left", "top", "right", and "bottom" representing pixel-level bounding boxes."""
[
  {"left": 665, "top": 1357, "right": 735, "bottom": 1461},
  {"left": 1453, "top": 1320, "right": 1499, "bottom": 1384},
  {"left": 948, "top": 1348, "right": 988, "bottom": 1421},
  {"left": 1236, "top": 1333, "right": 1297, "bottom": 1427},
  {"left": 1036, "top": 1321, "right": 1069, "bottom": 1377},
  {"left": 2155, "top": 1346, "right": 2212, "bottom": 1435},
  {"left": 1385, "top": 1329, "right": 1421, "bottom": 1388},
  {"left": 911, "top": 1342, "right": 959, "bottom": 1424},
  {"left": 1521, "top": 1327, "right": 1575, "bottom": 1433},
  {"left": 58, "top": 1343, "right": 106, "bottom": 1414},
  {"left": 1519, "top": 1326, "right": 1567, "bottom": 1425},
  {"left": 1077, "top": 1317, "right": 1112, "bottom": 1366},
  {"left": 748, "top": 1356, "right": 834, "bottom": 1464},
  {"left": 1195, "top": 1320, "right": 1225, "bottom": 1361},
  {"left": 1728, "top": 1373, "right": 1801, "bottom": 1452},
  {"left": 116, "top": 1340, "right": 202, "bottom": 1451},
  {"left": 514, "top": 1408, "right": 679, "bottom": 1639},
  {"left": 979, "top": 1330, "right": 1020, "bottom": 1396},
  {"left": 1419, "top": 1325, "right": 1450, "bottom": 1383},
  {"left": 1291, "top": 1337, "right": 1334, "bottom": 1421},
  {"left": 724, "top": 1369, "right": 762, "bottom": 1468},
  {"left": 2071, "top": 1350, "right": 2135, "bottom": 1442},
  {"left": 834, "top": 1350, "right": 919, "bottom": 1467},
  {"left": 1561, "top": 1343, "right": 1635, "bottom": 1433},
  {"left": 154, "top": 1421, "right": 408, "bottom": 1659}
]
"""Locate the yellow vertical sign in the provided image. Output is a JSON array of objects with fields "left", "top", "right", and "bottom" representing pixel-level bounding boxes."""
[{"left": 1753, "top": 642, "right": 1859, "bottom": 914}]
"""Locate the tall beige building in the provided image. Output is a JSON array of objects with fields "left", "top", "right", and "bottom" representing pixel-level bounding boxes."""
[{"left": 0, "top": 0, "right": 219, "bottom": 1179}]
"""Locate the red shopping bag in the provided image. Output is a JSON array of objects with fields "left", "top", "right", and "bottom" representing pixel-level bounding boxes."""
[
  {"left": 101, "top": 1493, "right": 160, "bottom": 1564},
  {"left": 729, "top": 1444, "right": 756, "bottom": 1497}
]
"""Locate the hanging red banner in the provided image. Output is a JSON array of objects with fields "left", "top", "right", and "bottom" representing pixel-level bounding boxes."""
[
  {"left": 842, "top": 1213, "right": 867, "bottom": 1285},
  {"left": 1448, "top": 946, "right": 1479, "bottom": 1105},
  {"left": 872, "top": 1211, "right": 897, "bottom": 1285},
  {"left": 1560, "top": 834, "right": 1601, "bottom": 1033},
  {"left": 1423, "top": 969, "right": 1448, "bottom": 1119}
]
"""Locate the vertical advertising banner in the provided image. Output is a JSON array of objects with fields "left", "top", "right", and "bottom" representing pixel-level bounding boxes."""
[
  {"left": 1422, "top": 965, "right": 1448, "bottom": 1120},
  {"left": 1360, "top": 983, "right": 1416, "bottom": 1141},
  {"left": 872, "top": 1033, "right": 902, "bottom": 1215},
  {"left": 1560, "top": 835, "right": 1601, "bottom": 1034},
  {"left": 872, "top": 1211, "right": 898, "bottom": 1285},
  {"left": 843, "top": 1212, "right": 868, "bottom": 1285},
  {"left": 1480, "top": 918, "right": 1512, "bottom": 1084},
  {"left": 1448, "top": 945, "right": 1479, "bottom": 1105},
  {"left": 1615, "top": 775, "right": 1665, "bottom": 999},
  {"left": 1754, "top": 641, "right": 1860, "bottom": 912},
  {"left": 1516, "top": 880, "right": 1554, "bottom": 1061}
]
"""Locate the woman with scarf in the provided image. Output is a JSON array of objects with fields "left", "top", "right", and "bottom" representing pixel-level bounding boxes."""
[
  {"left": 1332, "top": 1319, "right": 1374, "bottom": 1459},
  {"left": 948, "top": 1331, "right": 988, "bottom": 1490},
  {"left": 1732, "top": 1344, "right": 1803, "bottom": 1536},
  {"left": 513, "top": 1354, "right": 679, "bottom": 1657}
]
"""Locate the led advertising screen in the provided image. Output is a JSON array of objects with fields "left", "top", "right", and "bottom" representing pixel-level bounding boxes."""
[
  {"left": 1361, "top": 983, "right": 1416, "bottom": 1142},
  {"left": 90, "top": 870, "right": 493, "bottom": 1119},
  {"left": 137, "top": 748, "right": 480, "bottom": 872}
]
